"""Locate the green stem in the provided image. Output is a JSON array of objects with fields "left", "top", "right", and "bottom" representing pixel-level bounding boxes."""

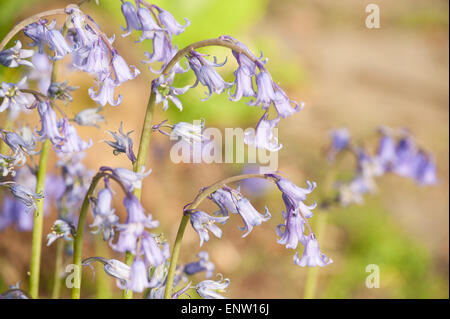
[
  {"left": 71, "top": 173, "right": 103, "bottom": 299},
  {"left": 303, "top": 212, "right": 328, "bottom": 299},
  {"left": 163, "top": 173, "right": 274, "bottom": 299},
  {"left": 51, "top": 239, "right": 64, "bottom": 299},
  {"left": 29, "top": 138, "right": 50, "bottom": 299},
  {"left": 94, "top": 236, "right": 112, "bottom": 299}
]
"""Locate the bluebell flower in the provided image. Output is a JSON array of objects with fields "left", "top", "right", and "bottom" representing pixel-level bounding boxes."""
[
  {"left": 229, "top": 66, "right": 255, "bottom": 102},
  {"left": 102, "top": 166, "right": 151, "bottom": 191},
  {"left": 392, "top": 134, "right": 417, "bottom": 178},
  {"left": 128, "top": 257, "right": 155, "bottom": 293},
  {"left": 90, "top": 186, "right": 119, "bottom": 241},
  {"left": 326, "top": 128, "right": 351, "bottom": 161},
  {"left": 171, "top": 120, "right": 206, "bottom": 144},
  {"left": 0, "top": 182, "right": 43, "bottom": 214},
  {"left": 55, "top": 118, "right": 92, "bottom": 153},
  {"left": 236, "top": 197, "right": 271, "bottom": 238},
  {"left": 248, "top": 70, "right": 275, "bottom": 109},
  {"left": 0, "top": 129, "right": 36, "bottom": 156},
  {"left": 210, "top": 187, "right": 271, "bottom": 237},
  {"left": 141, "top": 232, "right": 169, "bottom": 267},
  {"left": 143, "top": 35, "right": 188, "bottom": 74},
  {"left": 111, "top": 194, "right": 159, "bottom": 254},
  {"left": 37, "top": 101, "right": 63, "bottom": 144},
  {"left": 196, "top": 275, "right": 230, "bottom": 299},
  {"left": 209, "top": 187, "right": 270, "bottom": 238},
  {"left": 74, "top": 107, "right": 105, "bottom": 128},
  {"left": 47, "top": 219, "right": 75, "bottom": 246},
  {"left": 45, "top": 26, "right": 72, "bottom": 60},
  {"left": 23, "top": 20, "right": 48, "bottom": 53},
  {"left": 136, "top": 6, "right": 165, "bottom": 42},
  {"left": 269, "top": 175, "right": 317, "bottom": 208},
  {"left": 188, "top": 52, "right": 233, "bottom": 100},
  {"left": 153, "top": 5, "right": 190, "bottom": 36},
  {"left": 89, "top": 76, "right": 123, "bottom": 106},
  {"left": 83, "top": 257, "right": 131, "bottom": 288},
  {"left": 272, "top": 88, "right": 302, "bottom": 118},
  {"left": 73, "top": 38, "right": 110, "bottom": 75},
  {"left": 276, "top": 194, "right": 316, "bottom": 249},
  {"left": 105, "top": 122, "right": 136, "bottom": 162},
  {"left": 374, "top": 128, "right": 396, "bottom": 171},
  {"left": 293, "top": 233, "right": 332, "bottom": 267},
  {"left": 24, "top": 19, "right": 72, "bottom": 60},
  {"left": 184, "top": 251, "right": 215, "bottom": 278},
  {"left": 413, "top": 151, "right": 437, "bottom": 186},
  {"left": 244, "top": 113, "right": 282, "bottom": 151},
  {"left": 189, "top": 210, "right": 229, "bottom": 246},
  {"left": 47, "top": 81, "right": 78, "bottom": 102},
  {"left": 152, "top": 74, "right": 190, "bottom": 111},
  {"left": 120, "top": 1, "right": 142, "bottom": 37},
  {"left": 112, "top": 50, "right": 140, "bottom": 85},
  {"left": 0, "top": 77, "right": 34, "bottom": 113},
  {"left": 0, "top": 40, "right": 34, "bottom": 68}
]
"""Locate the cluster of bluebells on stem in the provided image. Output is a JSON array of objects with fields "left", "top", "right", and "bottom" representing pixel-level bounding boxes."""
[
  {"left": 326, "top": 127, "right": 438, "bottom": 206},
  {"left": 188, "top": 173, "right": 332, "bottom": 268},
  {"left": 0, "top": 3, "right": 138, "bottom": 240},
  {"left": 120, "top": 1, "right": 302, "bottom": 153}
]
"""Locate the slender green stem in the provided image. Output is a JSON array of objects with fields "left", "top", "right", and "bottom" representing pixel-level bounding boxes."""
[
  {"left": 29, "top": 138, "right": 50, "bottom": 299},
  {"left": 94, "top": 236, "right": 112, "bottom": 299},
  {"left": 163, "top": 173, "right": 274, "bottom": 299},
  {"left": 303, "top": 211, "right": 328, "bottom": 299},
  {"left": 71, "top": 172, "right": 128, "bottom": 299},
  {"left": 51, "top": 239, "right": 64, "bottom": 299}
]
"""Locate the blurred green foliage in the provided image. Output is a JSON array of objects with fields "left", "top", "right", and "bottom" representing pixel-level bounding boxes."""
[{"left": 323, "top": 200, "right": 448, "bottom": 298}]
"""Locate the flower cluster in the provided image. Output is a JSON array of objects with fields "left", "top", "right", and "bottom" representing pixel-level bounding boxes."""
[{"left": 328, "top": 127, "right": 438, "bottom": 206}]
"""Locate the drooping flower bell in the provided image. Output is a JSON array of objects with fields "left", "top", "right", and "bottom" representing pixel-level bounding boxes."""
[
  {"left": 152, "top": 5, "right": 190, "bottom": 36},
  {"left": 189, "top": 210, "right": 229, "bottom": 246},
  {"left": 244, "top": 113, "right": 282, "bottom": 152},
  {"left": 188, "top": 52, "right": 233, "bottom": 100},
  {"left": 120, "top": 1, "right": 142, "bottom": 37},
  {"left": 326, "top": 128, "right": 351, "bottom": 162},
  {"left": 293, "top": 233, "right": 332, "bottom": 267},
  {"left": 36, "top": 101, "right": 63, "bottom": 144},
  {"left": 209, "top": 187, "right": 271, "bottom": 238},
  {"left": 196, "top": 274, "right": 230, "bottom": 299},
  {"left": 55, "top": 118, "right": 92, "bottom": 154},
  {"left": 90, "top": 186, "right": 119, "bottom": 241},
  {"left": 0, "top": 182, "right": 43, "bottom": 214}
]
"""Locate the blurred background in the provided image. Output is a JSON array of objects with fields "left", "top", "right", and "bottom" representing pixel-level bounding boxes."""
[{"left": 0, "top": 0, "right": 448, "bottom": 298}]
